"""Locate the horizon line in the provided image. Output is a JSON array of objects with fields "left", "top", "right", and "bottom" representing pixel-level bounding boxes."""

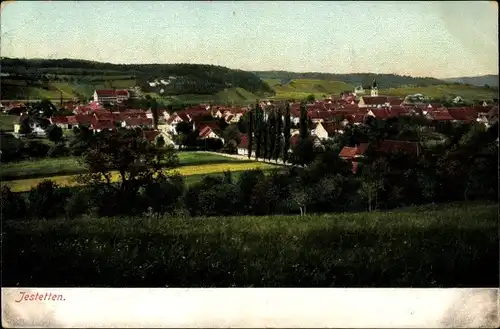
[{"left": 1, "top": 56, "right": 498, "bottom": 81}]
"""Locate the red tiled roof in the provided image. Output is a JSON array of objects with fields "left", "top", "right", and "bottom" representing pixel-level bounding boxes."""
[
  {"left": 428, "top": 103, "right": 443, "bottom": 109},
  {"left": 361, "top": 96, "right": 388, "bottom": 105},
  {"left": 369, "top": 108, "right": 392, "bottom": 119},
  {"left": 339, "top": 143, "right": 369, "bottom": 159},
  {"left": 429, "top": 110, "right": 454, "bottom": 121},
  {"left": 447, "top": 107, "right": 479, "bottom": 122},
  {"left": 121, "top": 110, "right": 147, "bottom": 119},
  {"left": 307, "top": 110, "right": 334, "bottom": 120},
  {"left": 95, "top": 89, "right": 116, "bottom": 96},
  {"left": 321, "top": 122, "right": 343, "bottom": 134},
  {"left": 197, "top": 122, "right": 220, "bottom": 132},
  {"left": 124, "top": 118, "right": 152, "bottom": 126},
  {"left": 67, "top": 115, "right": 94, "bottom": 125},
  {"left": 388, "top": 97, "right": 403, "bottom": 106},
  {"left": 94, "top": 112, "right": 114, "bottom": 121},
  {"left": 199, "top": 126, "right": 214, "bottom": 138},
  {"left": 91, "top": 119, "right": 115, "bottom": 130},
  {"left": 50, "top": 116, "right": 69, "bottom": 124},
  {"left": 178, "top": 113, "right": 191, "bottom": 122},
  {"left": 345, "top": 113, "right": 366, "bottom": 123},
  {"left": 166, "top": 114, "right": 181, "bottom": 124},
  {"left": 238, "top": 134, "right": 249, "bottom": 148},
  {"left": 339, "top": 147, "right": 358, "bottom": 159},
  {"left": 115, "top": 90, "right": 129, "bottom": 96}
]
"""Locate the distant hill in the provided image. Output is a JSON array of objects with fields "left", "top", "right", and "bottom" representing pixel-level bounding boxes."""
[
  {"left": 253, "top": 71, "right": 448, "bottom": 88},
  {"left": 442, "top": 75, "right": 499, "bottom": 87},
  {"left": 0, "top": 58, "right": 274, "bottom": 102}
]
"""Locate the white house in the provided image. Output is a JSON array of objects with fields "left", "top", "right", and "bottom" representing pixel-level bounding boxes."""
[
  {"left": 14, "top": 118, "right": 47, "bottom": 137},
  {"left": 49, "top": 116, "right": 70, "bottom": 129},
  {"left": 199, "top": 126, "right": 221, "bottom": 140},
  {"left": 313, "top": 122, "right": 329, "bottom": 140}
]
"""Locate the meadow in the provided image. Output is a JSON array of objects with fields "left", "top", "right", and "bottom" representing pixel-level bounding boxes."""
[
  {"left": 2, "top": 158, "right": 278, "bottom": 192},
  {"left": 0, "top": 114, "right": 17, "bottom": 132},
  {"left": 0, "top": 151, "right": 253, "bottom": 181},
  {"left": 264, "top": 79, "right": 498, "bottom": 101},
  {"left": 377, "top": 84, "right": 498, "bottom": 99},
  {"left": 3, "top": 202, "right": 497, "bottom": 287},
  {"left": 267, "top": 79, "right": 355, "bottom": 100}
]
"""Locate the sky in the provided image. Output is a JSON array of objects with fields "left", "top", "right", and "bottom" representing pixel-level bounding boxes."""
[{"left": 0, "top": 1, "right": 498, "bottom": 78}]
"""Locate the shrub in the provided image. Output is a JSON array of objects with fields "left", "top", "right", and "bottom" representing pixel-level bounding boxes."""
[
  {"left": 64, "top": 189, "right": 91, "bottom": 219},
  {"left": 47, "top": 143, "right": 69, "bottom": 158},
  {"left": 1, "top": 186, "right": 27, "bottom": 220},
  {"left": 237, "top": 169, "right": 265, "bottom": 213},
  {"left": 27, "top": 180, "right": 63, "bottom": 219},
  {"left": 23, "top": 140, "right": 50, "bottom": 158},
  {"left": 140, "top": 174, "right": 185, "bottom": 215}
]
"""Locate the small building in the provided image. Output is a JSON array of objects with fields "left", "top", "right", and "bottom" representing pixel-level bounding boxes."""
[
  {"left": 93, "top": 89, "right": 130, "bottom": 103},
  {"left": 121, "top": 118, "right": 153, "bottom": 129},
  {"left": 50, "top": 116, "right": 70, "bottom": 129}
]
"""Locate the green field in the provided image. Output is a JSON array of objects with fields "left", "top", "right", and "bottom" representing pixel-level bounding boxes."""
[
  {"left": 377, "top": 84, "right": 498, "bottom": 99},
  {"left": 264, "top": 79, "right": 498, "bottom": 101},
  {"left": 2, "top": 161, "right": 278, "bottom": 192},
  {"left": 3, "top": 202, "right": 497, "bottom": 287},
  {"left": 0, "top": 115, "right": 17, "bottom": 132},
  {"left": 161, "top": 87, "right": 261, "bottom": 105},
  {"left": 269, "top": 79, "right": 355, "bottom": 100},
  {"left": 0, "top": 152, "right": 253, "bottom": 181}
]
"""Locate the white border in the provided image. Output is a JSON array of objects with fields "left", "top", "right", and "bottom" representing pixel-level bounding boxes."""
[{"left": 2, "top": 288, "right": 498, "bottom": 328}]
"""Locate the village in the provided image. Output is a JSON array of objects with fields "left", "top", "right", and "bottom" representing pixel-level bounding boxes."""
[{"left": 3, "top": 80, "right": 498, "bottom": 169}]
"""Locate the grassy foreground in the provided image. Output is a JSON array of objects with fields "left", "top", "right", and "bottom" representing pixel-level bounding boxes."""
[
  {"left": 2, "top": 161, "right": 279, "bottom": 192},
  {"left": 3, "top": 202, "right": 497, "bottom": 287}
]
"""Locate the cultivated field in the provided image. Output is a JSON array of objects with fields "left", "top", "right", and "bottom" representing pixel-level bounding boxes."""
[
  {"left": 3, "top": 202, "right": 497, "bottom": 287},
  {"left": 2, "top": 158, "right": 278, "bottom": 192},
  {"left": 268, "top": 79, "right": 355, "bottom": 100},
  {"left": 264, "top": 79, "right": 498, "bottom": 101},
  {"left": 0, "top": 152, "right": 253, "bottom": 181},
  {"left": 0, "top": 114, "right": 17, "bottom": 132},
  {"left": 377, "top": 84, "right": 498, "bottom": 99}
]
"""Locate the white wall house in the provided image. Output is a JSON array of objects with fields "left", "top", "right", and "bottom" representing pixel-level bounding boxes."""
[{"left": 313, "top": 122, "right": 329, "bottom": 140}]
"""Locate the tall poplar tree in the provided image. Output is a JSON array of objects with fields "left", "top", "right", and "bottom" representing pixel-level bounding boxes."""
[
  {"left": 247, "top": 109, "right": 254, "bottom": 159},
  {"left": 299, "top": 102, "right": 309, "bottom": 140},
  {"left": 274, "top": 107, "right": 283, "bottom": 162},
  {"left": 254, "top": 103, "right": 263, "bottom": 160},
  {"left": 268, "top": 109, "right": 276, "bottom": 161},
  {"left": 262, "top": 112, "right": 269, "bottom": 160},
  {"left": 283, "top": 102, "right": 291, "bottom": 164}
]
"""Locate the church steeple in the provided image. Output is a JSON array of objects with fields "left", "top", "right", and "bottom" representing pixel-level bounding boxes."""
[{"left": 371, "top": 79, "right": 378, "bottom": 97}]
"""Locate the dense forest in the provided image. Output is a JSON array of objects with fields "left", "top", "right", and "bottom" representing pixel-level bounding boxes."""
[
  {"left": 253, "top": 70, "right": 451, "bottom": 88},
  {"left": 0, "top": 57, "right": 275, "bottom": 97}
]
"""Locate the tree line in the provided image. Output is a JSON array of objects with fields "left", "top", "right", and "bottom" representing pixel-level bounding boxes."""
[
  {"left": 253, "top": 71, "right": 449, "bottom": 88},
  {"left": 2, "top": 116, "right": 497, "bottom": 220},
  {"left": 1, "top": 57, "right": 275, "bottom": 97}
]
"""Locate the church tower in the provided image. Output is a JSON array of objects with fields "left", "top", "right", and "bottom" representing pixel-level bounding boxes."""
[{"left": 371, "top": 79, "right": 378, "bottom": 97}]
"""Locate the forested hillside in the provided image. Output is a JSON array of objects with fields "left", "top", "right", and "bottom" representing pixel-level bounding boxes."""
[
  {"left": 443, "top": 75, "right": 499, "bottom": 87},
  {"left": 254, "top": 71, "right": 449, "bottom": 88},
  {"left": 0, "top": 58, "right": 275, "bottom": 100}
]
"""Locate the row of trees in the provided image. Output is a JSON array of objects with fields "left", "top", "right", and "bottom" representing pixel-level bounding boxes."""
[
  {"left": 3, "top": 118, "right": 497, "bottom": 221},
  {"left": 245, "top": 102, "right": 310, "bottom": 163}
]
